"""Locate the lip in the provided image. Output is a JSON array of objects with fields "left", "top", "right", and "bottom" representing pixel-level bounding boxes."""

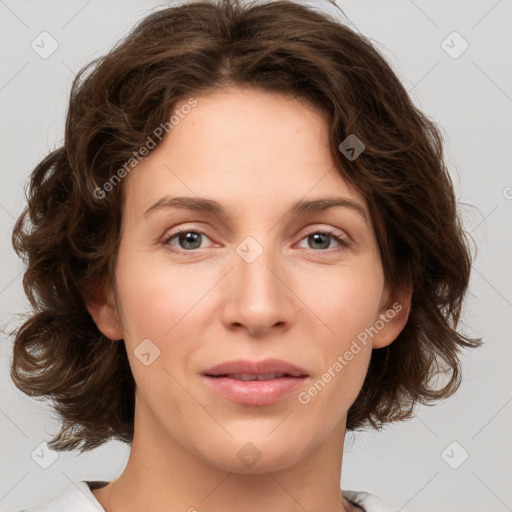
[
  {"left": 201, "top": 358, "right": 309, "bottom": 406},
  {"left": 203, "top": 358, "right": 308, "bottom": 377}
]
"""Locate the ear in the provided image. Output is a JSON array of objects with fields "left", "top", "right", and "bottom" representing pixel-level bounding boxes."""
[
  {"left": 85, "top": 280, "right": 124, "bottom": 341},
  {"left": 371, "top": 285, "right": 412, "bottom": 349}
]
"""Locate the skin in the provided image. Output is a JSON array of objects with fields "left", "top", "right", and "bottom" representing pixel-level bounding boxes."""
[{"left": 87, "top": 85, "right": 411, "bottom": 512}]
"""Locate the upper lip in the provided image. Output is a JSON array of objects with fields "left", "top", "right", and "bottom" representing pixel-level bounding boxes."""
[{"left": 203, "top": 358, "right": 309, "bottom": 377}]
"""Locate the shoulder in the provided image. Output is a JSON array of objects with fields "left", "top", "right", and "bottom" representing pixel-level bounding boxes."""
[
  {"left": 344, "top": 489, "right": 400, "bottom": 512},
  {"left": 16, "top": 481, "right": 107, "bottom": 512}
]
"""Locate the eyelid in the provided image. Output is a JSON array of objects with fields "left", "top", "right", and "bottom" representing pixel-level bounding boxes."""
[
  {"left": 296, "top": 226, "right": 351, "bottom": 252},
  {"left": 300, "top": 225, "right": 350, "bottom": 242},
  {"left": 162, "top": 225, "right": 214, "bottom": 247}
]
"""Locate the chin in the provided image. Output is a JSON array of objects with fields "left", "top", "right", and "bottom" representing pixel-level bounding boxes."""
[{"left": 196, "top": 435, "right": 309, "bottom": 474}]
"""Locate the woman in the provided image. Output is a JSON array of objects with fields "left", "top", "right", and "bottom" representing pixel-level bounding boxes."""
[{"left": 11, "top": 1, "right": 481, "bottom": 511}]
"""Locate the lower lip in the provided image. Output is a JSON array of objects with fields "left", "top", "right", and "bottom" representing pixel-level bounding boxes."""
[{"left": 202, "top": 375, "right": 308, "bottom": 406}]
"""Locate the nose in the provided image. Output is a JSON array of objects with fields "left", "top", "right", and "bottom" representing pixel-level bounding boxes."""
[{"left": 221, "top": 239, "right": 296, "bottom": 337}]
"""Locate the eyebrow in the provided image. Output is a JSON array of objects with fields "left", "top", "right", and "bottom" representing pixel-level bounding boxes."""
[{"left": 144, "top": 195, "right": 368, "bottom": 222}]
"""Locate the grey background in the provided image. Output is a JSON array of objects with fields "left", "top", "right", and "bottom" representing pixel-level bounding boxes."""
[{"left": 1, "top": 1, "right": 511, "bottom": 511}]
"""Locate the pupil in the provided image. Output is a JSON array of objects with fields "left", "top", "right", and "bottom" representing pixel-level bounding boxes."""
[
  {"left": 310, "top": 233, "right": 329, "bottom": 249},
  {"left": 180, "top": 232, "right": 201, "bottom": 250}
]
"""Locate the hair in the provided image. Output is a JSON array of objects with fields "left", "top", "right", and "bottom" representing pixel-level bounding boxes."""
[{"left": 11, "top": 0, "right": 482, "bottom": 453}]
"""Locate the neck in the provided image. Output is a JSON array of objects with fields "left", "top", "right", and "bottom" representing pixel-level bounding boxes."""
[{"left": 94, "top": 397, "right": 357, "bottom": 512}]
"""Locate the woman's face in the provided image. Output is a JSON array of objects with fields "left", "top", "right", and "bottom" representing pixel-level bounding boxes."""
[{"left": 92, "top": 86, "right": 406, "bottom": 473}]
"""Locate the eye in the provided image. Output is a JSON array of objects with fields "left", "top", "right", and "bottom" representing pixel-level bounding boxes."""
[
  {"left": 163, "top": 227, "right": 350, "bottom": 254},
  {"left": 296, "top": 228, "right": 349, "bottom": 253},
  {"left": 164, "top": 229, "right": 213, "bottom": 251}
]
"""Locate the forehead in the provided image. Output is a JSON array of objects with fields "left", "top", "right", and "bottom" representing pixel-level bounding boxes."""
[{"left": 122, "top": 86, "right": 365, "bottom": 220}]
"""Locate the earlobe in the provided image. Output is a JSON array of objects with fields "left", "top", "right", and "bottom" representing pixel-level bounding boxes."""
[
  {"left": 85, "top": 282, "right": 124, "bottom": 341},
  {"left": 372, "top": 287, "right": 412, "bottom": 349}
]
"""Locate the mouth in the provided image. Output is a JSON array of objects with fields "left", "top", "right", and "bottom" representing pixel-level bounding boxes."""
[
  {"left": 201, "top": 359, "right": 309, "bottom": 406},
  {"left": 207, "top": 372, "right": 304, "bottom": 381}
]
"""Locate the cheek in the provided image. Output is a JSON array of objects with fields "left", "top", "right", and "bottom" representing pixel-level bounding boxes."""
[
  {"left": 113, "top": 251, "right": 219, "bottom": 391},
  {"left": 291, "top": 261, "right": 383, "bottom": 401},
  {"left": 297, "top": 260, "right": 385, "bottom": 343},
  {"left": 293, "top": 280, "right": 376, "bottom": 438},
  {"left": 114, "top": 249, "right": 209, "bottom": 339},
  {"left": 113, "top": 256, "right": 204, "bottom": 406}
]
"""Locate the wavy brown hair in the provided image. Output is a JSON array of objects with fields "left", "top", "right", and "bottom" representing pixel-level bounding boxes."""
[{"left": 11, "top": 0, "right": 481, "bottom": 452}]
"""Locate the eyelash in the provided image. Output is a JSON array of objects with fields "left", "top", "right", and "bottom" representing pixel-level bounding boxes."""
[{"left": 162, "top": 227, "right": 350, "bottom": 255}]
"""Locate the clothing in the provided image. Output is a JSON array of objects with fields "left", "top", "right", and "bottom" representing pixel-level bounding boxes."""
[
  {"left": 19, "top": 480, "right": 399, "bottom": 512},
  {"left": 344, "top": 489, "right": 399, "bottom": 511}
]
